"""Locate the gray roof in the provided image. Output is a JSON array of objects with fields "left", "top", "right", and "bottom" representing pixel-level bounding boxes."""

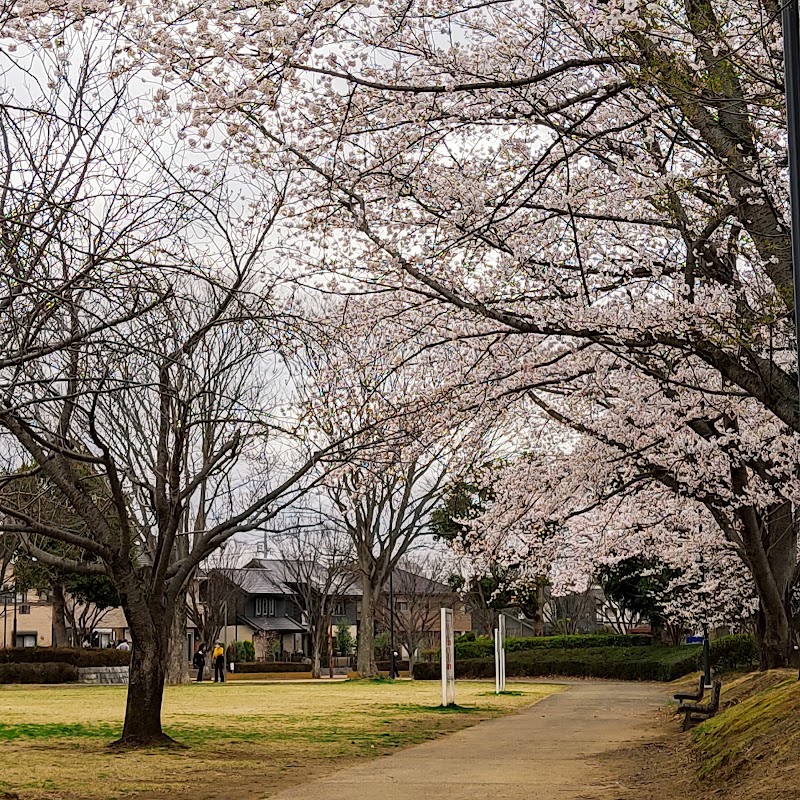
[
  {"left": 238, "top": 615, "right": 306, "bottom": 633},
  {"left": 228, "top": 559, "right": 450, "bottom": 599},
  {"left": 227, "top": 567, "right": 287, "bottom": 595}
]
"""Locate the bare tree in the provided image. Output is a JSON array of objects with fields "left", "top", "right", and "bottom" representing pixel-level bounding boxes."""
[
  {"left": 187, "top": 546, "right": 248, "bottom": 653},
  {"left": 0, "top": 15, "right": 330, "bottom": 745},
  {"left": 277, "top": 518, "right": 356, "bottom": 678},
  {"left": 377, "top": 554, "right": 448, "bottom": 677}
]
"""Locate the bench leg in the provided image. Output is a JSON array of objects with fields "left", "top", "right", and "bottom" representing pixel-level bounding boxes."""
[{"left": 682, "top": 712, "right": 692, "bottom": 732}]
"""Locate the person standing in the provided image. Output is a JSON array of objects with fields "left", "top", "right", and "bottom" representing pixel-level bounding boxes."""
[
  {"left": 212, "top": 642, "right": 225, "bottom": 683},
  {"left": 193, "top": 644, "right": 207, "bottom": 682}
]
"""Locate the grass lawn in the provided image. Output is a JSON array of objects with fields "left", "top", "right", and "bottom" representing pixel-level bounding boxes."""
[{"left": 0, "top": 679, "right": 559, "bottom": 800}]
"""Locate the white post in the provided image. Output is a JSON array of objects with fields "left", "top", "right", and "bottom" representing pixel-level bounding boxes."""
[
  {"left": 499, "top": 614, "right": 507, "bottom": 692},
  {"left": 494, "top": 627, "right": 500, "bottom": 694},
  {"left": 441, "top": 608, "right": 448, "bottom": 707},
  {"left": 441, "top": 607, "right": 455, "bottom": 706}
]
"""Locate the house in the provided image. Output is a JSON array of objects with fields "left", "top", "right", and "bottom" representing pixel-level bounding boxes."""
[
  {"left": 0, "top": 585, "right": 53, "bottom": 648},
  {"left": 218, "top": 559, "right": 472, "bottom": 661}
]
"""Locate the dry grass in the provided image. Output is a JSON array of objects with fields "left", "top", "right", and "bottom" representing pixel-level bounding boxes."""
[{"left": 0, "top": 679, "right": 559, "bottom": 800}]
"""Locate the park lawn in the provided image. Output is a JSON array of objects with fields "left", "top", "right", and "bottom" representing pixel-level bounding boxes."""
[{"left": 0, "top": 679, "right": 559, "bottom": 800}]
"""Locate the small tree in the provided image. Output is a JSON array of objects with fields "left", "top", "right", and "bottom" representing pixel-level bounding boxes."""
[{"left": 334, "top": 623, "right": 355, "bottom": 657}]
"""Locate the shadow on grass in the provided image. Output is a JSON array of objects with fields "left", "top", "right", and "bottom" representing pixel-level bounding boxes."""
[{"left": 391, "top": 703, "right": 487, "bottom": 714}]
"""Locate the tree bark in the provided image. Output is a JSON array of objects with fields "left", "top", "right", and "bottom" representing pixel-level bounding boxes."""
[
  {"left": 50, "top": 582, "right": 69, "bottom": 647},
  {"left": 311, "top": 625, "right": 322, "bottom": 679},
  {"left": 116, "top": 624, "right": 174, "bottom": 746},
  {"left": 730, "top": 466, "right": 794, "bottom": 670},
  {"left": 166, "top": 596, "right": 189, "bottom": 685},
  {"left": 356, "top": 576, "right": 378, "bottom": 677}
]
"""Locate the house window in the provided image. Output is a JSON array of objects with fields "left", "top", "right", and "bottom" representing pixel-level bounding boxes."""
[
  {"left": 18, "top": 604, "right": 30, "bottom": 615},
  {"left": 333, "top": 602, "right": 346, "bottom": 617},
  {"left": 16, "top": 633, "right": 36, "bottom": 648},
  {"left": 397, "top": 601, "right": 408, "bottom": 612},
  {"left": 255, "top": 597, "right": 276, "bottom": 617}
]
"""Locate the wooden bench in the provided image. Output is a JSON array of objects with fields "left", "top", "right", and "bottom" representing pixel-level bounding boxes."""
[
  {"left": 674, "top": 675, "right": 705, "bottom": 703},
  {"left": 677, "top": 679, "right": 721, "bottom": 731}
]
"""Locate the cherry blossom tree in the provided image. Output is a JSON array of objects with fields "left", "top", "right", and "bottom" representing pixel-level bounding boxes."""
[{"left": 190, "top": 0, "right": 798, "bottom": 668}]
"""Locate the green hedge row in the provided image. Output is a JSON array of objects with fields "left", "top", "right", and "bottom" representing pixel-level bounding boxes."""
[
  {"left": 0, "top": 648, "right": 130, "bottom": 667},
  {"left": 454, "top": 634, "right": 653, "bottom": 660},
  {"left": 233, "top": 662, "right": 311, "bottom": 673},
  {"left": 415, "top": 645, "right": 701, "bottom": 682},
  {"left": 709, "top": 635, "right": 757, "bottom": 670},
  {"left": 0, "top": 662, "right": 79, "bottom": 684}
]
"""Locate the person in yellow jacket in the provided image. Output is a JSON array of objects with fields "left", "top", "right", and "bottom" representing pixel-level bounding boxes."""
[{"left": 212, "top": 643, "right": 225, "bottom": 683}]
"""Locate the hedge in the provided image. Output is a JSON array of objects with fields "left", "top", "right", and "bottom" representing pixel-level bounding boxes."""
[
  {"left": 375, "top": 660, "right": 410, "bottom": 672},
  {"left": 0, "top": 662, "right": 78, "bottom": 684},
  {"left": 415, "top": 645, "right": 701, "bottom": 682},
  {"left": 233, "top": 662, "right": 310, "bottom": 673},
  {"left": 707, "top": 635, "right": 757, "bottom": 671},
  {"left": 454, "top": 634, "right": 653, "bottom": 660},
  {"left": 0, "top": 647, "right": 130, "bottom": 667}
]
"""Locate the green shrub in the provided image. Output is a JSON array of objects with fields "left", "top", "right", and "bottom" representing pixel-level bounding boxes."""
[
  {"left": 234, "top": 662, "right": 310, "bottom": 673},
  {"left": 0, "top": 662, "right": 78, "bottom": 684},
  {"left": 452, "top": 633, "right": 653, "bottom": 660},
  {"left": 707, "top": 634, "right": 757, "bottom": 671},
  {"left": 375, "top": 660, "right": 410, "bottom": 672},
  {"left": 227, "top": 641, "right": 256, "bottom": 664},
  {"left": 454, "top": 637, "right": 494, "bottom": 659},
  {"left": 374, "top": 631, "right": 392, "bottom": 660},
  {"left": 414, "top": 645, "right": 700, "bottom": 682},
  {"left": 0, "top": 648, "right": 129, "bottom": 667},
  {"left": 335, "top": 623, "right": 355, "bottom": 656}
]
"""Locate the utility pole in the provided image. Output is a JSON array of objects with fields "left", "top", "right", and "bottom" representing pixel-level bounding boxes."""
[
  {"left": 782, "top": 0, "right": 800, "bottom": 679},
  {"left": 785, "top": 0, "right": 800, "bottom": 360}
]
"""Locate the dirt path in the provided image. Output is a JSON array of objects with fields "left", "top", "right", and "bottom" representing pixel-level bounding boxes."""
[{"left": 265, "top": 681, "right": 667, "bottom": 800}]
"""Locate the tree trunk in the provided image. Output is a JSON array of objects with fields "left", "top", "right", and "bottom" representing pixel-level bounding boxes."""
[
  {"left": 357, "top": 577, "right": 378, "bottom": 677},
  {"left": 736, "top": 501, "right": 794, "bottom": 669},
  {"left": 408, "top": 647, "right": 416, "bottom": 679},
  {"left": 50, "top": 582, "right": 69, "bottom": 647},
  {"left": 166, "top": 595, "right": 189, "bottom": 684},
  {"left": 116, "top": 625, "right": 174, "bottom": 746},
  {"left": 311, "top": 627, "right": 322, "bottom": 679}
]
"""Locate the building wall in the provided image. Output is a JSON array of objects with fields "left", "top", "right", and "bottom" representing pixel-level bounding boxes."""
[{"left": 0, "top": 588, "right": 54, "bottom": 647}]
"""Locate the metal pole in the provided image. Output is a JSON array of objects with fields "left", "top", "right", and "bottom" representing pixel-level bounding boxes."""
[
  {"left": 783, "top": 0, "right": 800, "bottom": 680},
  {"left": 223, "top": 600, "right": 228, "bottom": 673},
  {"left": 784, "top": 0, "right": 800, "bottom": 363},
  {"left": 328, "top": 621, "right": 334, "bottom": 679},
  {"left": 389, "top": 568, "right": 397, "bottom": 679},
  {"left": 12, "top": 581, "right": 17, "bottom": 647}
]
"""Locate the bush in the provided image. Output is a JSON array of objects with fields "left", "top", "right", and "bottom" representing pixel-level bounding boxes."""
[
  {"left": 375, "top": 660, "right": 410, "bottom": 672},
  {"left": 453, "top": 633, "right": 653, "bottom": 660},
  {"left": 234, "top": 662, "right": 310, "bottom": 673},
  {"left": 707, "top": 634, "right": 757, "bottom": 671},
  {"left": 0, "top": 647, "right": 130, "bottom": 667},
  {"left": 414, "top": 645, "right": 700, "bottom": 682},
  {"left": 227, "top": 641, "right": 256, "bottom": 664},
  {"left": 0, "top": 662, "right": 78, "bottom": 684}
]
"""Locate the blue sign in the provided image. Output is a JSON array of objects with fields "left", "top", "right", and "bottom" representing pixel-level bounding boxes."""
[{"left": 686, "top": 635, "right": 705, "bottom": 644}]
